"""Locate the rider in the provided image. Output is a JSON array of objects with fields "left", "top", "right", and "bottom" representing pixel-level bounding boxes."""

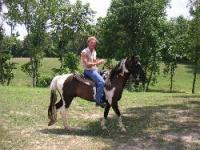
[{"left": 81, "top": 36, "right": 106, "bottom": 108}]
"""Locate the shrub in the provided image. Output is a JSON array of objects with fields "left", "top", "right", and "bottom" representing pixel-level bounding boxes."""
[
  {"left": 0, "top": 51, "right": 16, "bottom": 85},
  {"left": 37, "top": 76, "right": 52, "bottom": 87}
]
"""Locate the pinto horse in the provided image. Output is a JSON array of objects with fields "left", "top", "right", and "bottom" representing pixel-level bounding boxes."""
[{"left": 48, "top": 56, "right": 145, "bottom": 131}]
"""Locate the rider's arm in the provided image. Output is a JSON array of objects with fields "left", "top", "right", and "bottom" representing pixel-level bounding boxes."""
[{"left": 81, "top": 53, "right": 104, "bottom": 68}]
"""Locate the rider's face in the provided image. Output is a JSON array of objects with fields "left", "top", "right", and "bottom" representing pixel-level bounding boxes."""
[{"left": 88, "top": 39, "right": 96, "bottom": 50}]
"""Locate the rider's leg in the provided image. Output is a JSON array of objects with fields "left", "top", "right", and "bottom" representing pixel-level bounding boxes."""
[{"left": 84, "top": 69, "right": 105, "bottom": 103}]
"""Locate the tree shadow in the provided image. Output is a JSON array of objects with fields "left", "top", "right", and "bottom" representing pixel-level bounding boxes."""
[
  {"left": 0, "top": 120, "right": 14, "bottom": 150},
  {"left": 39, "top": 99, "right": 200, "bottom": 149},
  {"left": 146, "top": 89, "right": 186, "bottom": 93},
  {"left": 173, "top": 95, "right": 200, "bottom": 99},
  {"left": 185, "top": 64, "right": 200, "bottom": 74}
]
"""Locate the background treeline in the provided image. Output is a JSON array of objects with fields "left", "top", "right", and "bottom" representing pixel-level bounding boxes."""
[{"left": 0, "top": 0, "right": 200, "bottom": 93}]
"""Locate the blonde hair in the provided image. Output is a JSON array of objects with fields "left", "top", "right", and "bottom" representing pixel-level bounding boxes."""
[{"left": 87, "top": 36, "right": 97, "bottom": 43}]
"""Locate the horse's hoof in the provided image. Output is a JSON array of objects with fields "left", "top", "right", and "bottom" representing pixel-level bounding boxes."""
[
  {"left": 64, "top": 126, "right": 71, "bottom": 131},
  {"left": 121, "top": 127, "right": 127, "bottom": 132},
  {"left": 102, "top": 126, "right": 107, "bottom": 130},
  {"left": 102, "top": 126, "right": 109, "bottom": 133},
  {"left": 48, "top": 120, "right": 56, "bottom": 126}
]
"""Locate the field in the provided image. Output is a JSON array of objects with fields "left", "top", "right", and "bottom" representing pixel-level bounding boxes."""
[{"left": 0, "top": 58, "right": 200, "bottom": 150}]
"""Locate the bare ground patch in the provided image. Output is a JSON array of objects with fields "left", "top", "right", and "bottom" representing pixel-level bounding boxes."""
[
  {"left": 1, "top": 93, "right": 200, "bottom": 150},
  {"left": 115, "top": 98, "right": 200, "bottom": 150}
]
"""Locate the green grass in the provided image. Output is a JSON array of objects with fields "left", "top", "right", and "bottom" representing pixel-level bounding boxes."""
[
  {"left": 0, "top": 86, "right": 199, "bottom": 149},
  {"left": 0, "top": 58, "right": 200, "bottom": 149},
  {"left": 10, "top": 58, "right": 60, "bottom": 87},
  {"left": 153, "top": 64, "right": 200, "bottom": 93},
  {"left": 10, "top": 58, "right": 200, "bottom": 93}
]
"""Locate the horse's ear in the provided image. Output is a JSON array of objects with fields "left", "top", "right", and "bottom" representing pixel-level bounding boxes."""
[
  {"left": 131, "top": 55, "right": 135, "bottom": 60},
  {"left": 131, "top": 55, "right": 140, "bottom": 63}
]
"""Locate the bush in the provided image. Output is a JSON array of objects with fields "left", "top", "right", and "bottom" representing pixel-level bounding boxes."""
[
  {"left": 53, "top": 52, "right": 80, "bottom": 75},
  {"left": 63, "top": 52, "right": 79, "bottom": 72},
  {"left": 0, "top": 52, "right": 16, "bottom": 85},
  {"left": 37, "top": 76, "right": 52, "bottom": 87},
  {"left": 52, "top": 67, "right": 70, "bottom": 75},
  {"left": 126, "top": 76, "right": 145, "bottom": 92},
  {"left": 103, "top": 59, "right": 115, "bottom": 70}
]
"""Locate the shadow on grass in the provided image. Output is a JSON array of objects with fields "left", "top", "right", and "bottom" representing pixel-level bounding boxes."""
[
  {"left": 146, "top": 89, "right": 186, "bottom": 93},
  {"left": 185, "top": 64, "right": 200, "bottom": 74},
  {"left": 0, "top": 120, "right": 14, "bottom": 150},
  {"left": 173, "top": 95, "right": 200, "bottom": 99},
  {"left": 39, "top": 99, "right": 200, "bottom": 149}
]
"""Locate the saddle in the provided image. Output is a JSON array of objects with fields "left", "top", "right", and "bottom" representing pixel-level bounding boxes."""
[
  {"left": 73, "top": 70, "right": 108, "bottom": 86},
  {"left": 73, "top": 73, "right": 95, "bottom": 86}
]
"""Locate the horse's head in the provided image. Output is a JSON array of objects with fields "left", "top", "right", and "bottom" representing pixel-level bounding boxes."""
[{"left": 125, "top": 55, "right": 146, "bottom": 84}]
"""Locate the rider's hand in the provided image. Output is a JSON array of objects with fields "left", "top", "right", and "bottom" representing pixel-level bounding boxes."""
[{"left": 97, "top": 59, "right": 106, "bottom": 65}]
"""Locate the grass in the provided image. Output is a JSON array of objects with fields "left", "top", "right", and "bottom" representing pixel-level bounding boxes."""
[
  {"left": 0, "top": 86, "right": 200, "bottom": 149},
  {"left": 0, "top": 58, "right": 200, "bottom": 149},
  {"left": 10, "top": 57, "right": 200, "bottom": 93},
  {"left": 10, "top": 58, "right": 60, "bottom": 87},
  {"left": 152, "top": 64, "right": 200, "bottom": 93}
]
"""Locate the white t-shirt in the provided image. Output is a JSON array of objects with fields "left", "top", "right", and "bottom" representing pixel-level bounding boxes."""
[{"left": 81, "top": 47, "right": 97, "bottom": 70}]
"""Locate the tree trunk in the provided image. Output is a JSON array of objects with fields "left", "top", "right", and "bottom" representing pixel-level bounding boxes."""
[
  {"left": 192, "top": 47, "right": 199, "bottom": 94},
  {"left": 60, "top": 56, "right": 64, "bottom": 70},
  {"left": 192, "top": 58, "right": 198, "bottom": 94},
  {"left": 0, "top": 60, "right": 3, "bottom": 84},
  {"left": 192, "top": 69, "right": 197, "bottom": 94},
  {"left": 35, "top": 59, "right": 39, "bottom": 86},
  {"left": 10, "top": 24, "right": 13, "bottom": 35},
  {"left": 170, "top": 65, "right": 173, "bottom": 93},
  {"left": 145, "top": 67, "right": 153, "bottom": 91},
  {"left": 7, "top": 76, "right": 11, "bottom": 86},
  {"left": 30, "top": 57, "right": 36, "bottom": 87},
  {"left": 146, "top": 52, "right": 156, "bottom": 91}
]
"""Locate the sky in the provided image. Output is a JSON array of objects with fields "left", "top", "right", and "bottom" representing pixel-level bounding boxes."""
[{"left": 1, "top": 0, "right": 191, "bottom": 40}]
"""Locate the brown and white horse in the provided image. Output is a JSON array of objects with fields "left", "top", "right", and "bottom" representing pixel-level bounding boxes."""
[{"left": 48, "top": 56, "right": 145, "bottom": 131}]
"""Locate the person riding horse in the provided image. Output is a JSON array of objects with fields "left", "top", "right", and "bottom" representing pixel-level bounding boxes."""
[
  {"left": 48, "top": 52, "right": 146, "bottom": 130},
  {"left": 48, "top": 36, "right": 146, "bottom": 130},
  {"left": 81, "top": 36, "right": 107, "bottom": 108}
]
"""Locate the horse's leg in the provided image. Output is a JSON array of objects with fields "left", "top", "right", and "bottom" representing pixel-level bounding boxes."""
[
  {"left": 55, "top": 99, "right": 64, "bottom": 110},
  {"left": 112, "top": 102, "right": 126, "bottom": 132},
  {"left": 60, "top": 107, "right": 68, "bottom": 130},
  {"left": 59, "top": 96, "right": 73, "bottom": 130},
  {"left": 101, "top": 104, "right": 110, "bottom": 130},
  {"left": 54, "top": 98, "right": 67, "bottom": 129}
]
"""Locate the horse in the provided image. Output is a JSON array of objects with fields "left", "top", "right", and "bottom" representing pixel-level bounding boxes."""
[{"left": 48, "top": 55, "right": 146, "bottom": 131}]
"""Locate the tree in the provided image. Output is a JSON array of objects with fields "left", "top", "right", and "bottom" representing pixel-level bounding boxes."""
[
  {"left": 161, "top": 16, "right": 190, "bottom": 92},
  {"left": 4, "top": 0, "right": 94, "bottom": 85},
  {"left": 5, "top": 0, "right": 50, "bottom": 87},
  {"left": 50, "top": 0, "right": 94, "bottom": 73},
  {"left": 0, "top": 26, "right": 16, "bottom": 85},
  {"left": 0, "top": 0, "right": 3, "bottom": 12},
  {"left": 97, "top": 0, "right": 170, "bottom": 91},
  {"left": 3, "top": 35, "right": 23, "bottom": 57},
  {"left": 189, "top": 0, "right": 200, "bottom": 94}
]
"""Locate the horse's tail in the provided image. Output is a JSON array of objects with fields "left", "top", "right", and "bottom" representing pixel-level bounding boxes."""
[{"left": 48, "top": 76, "right": 59, "bottom": 126}]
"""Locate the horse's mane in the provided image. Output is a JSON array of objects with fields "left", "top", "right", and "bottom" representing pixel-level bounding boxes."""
[{"left": 108, "top": 60, "right": 123, "bottom": 82}]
